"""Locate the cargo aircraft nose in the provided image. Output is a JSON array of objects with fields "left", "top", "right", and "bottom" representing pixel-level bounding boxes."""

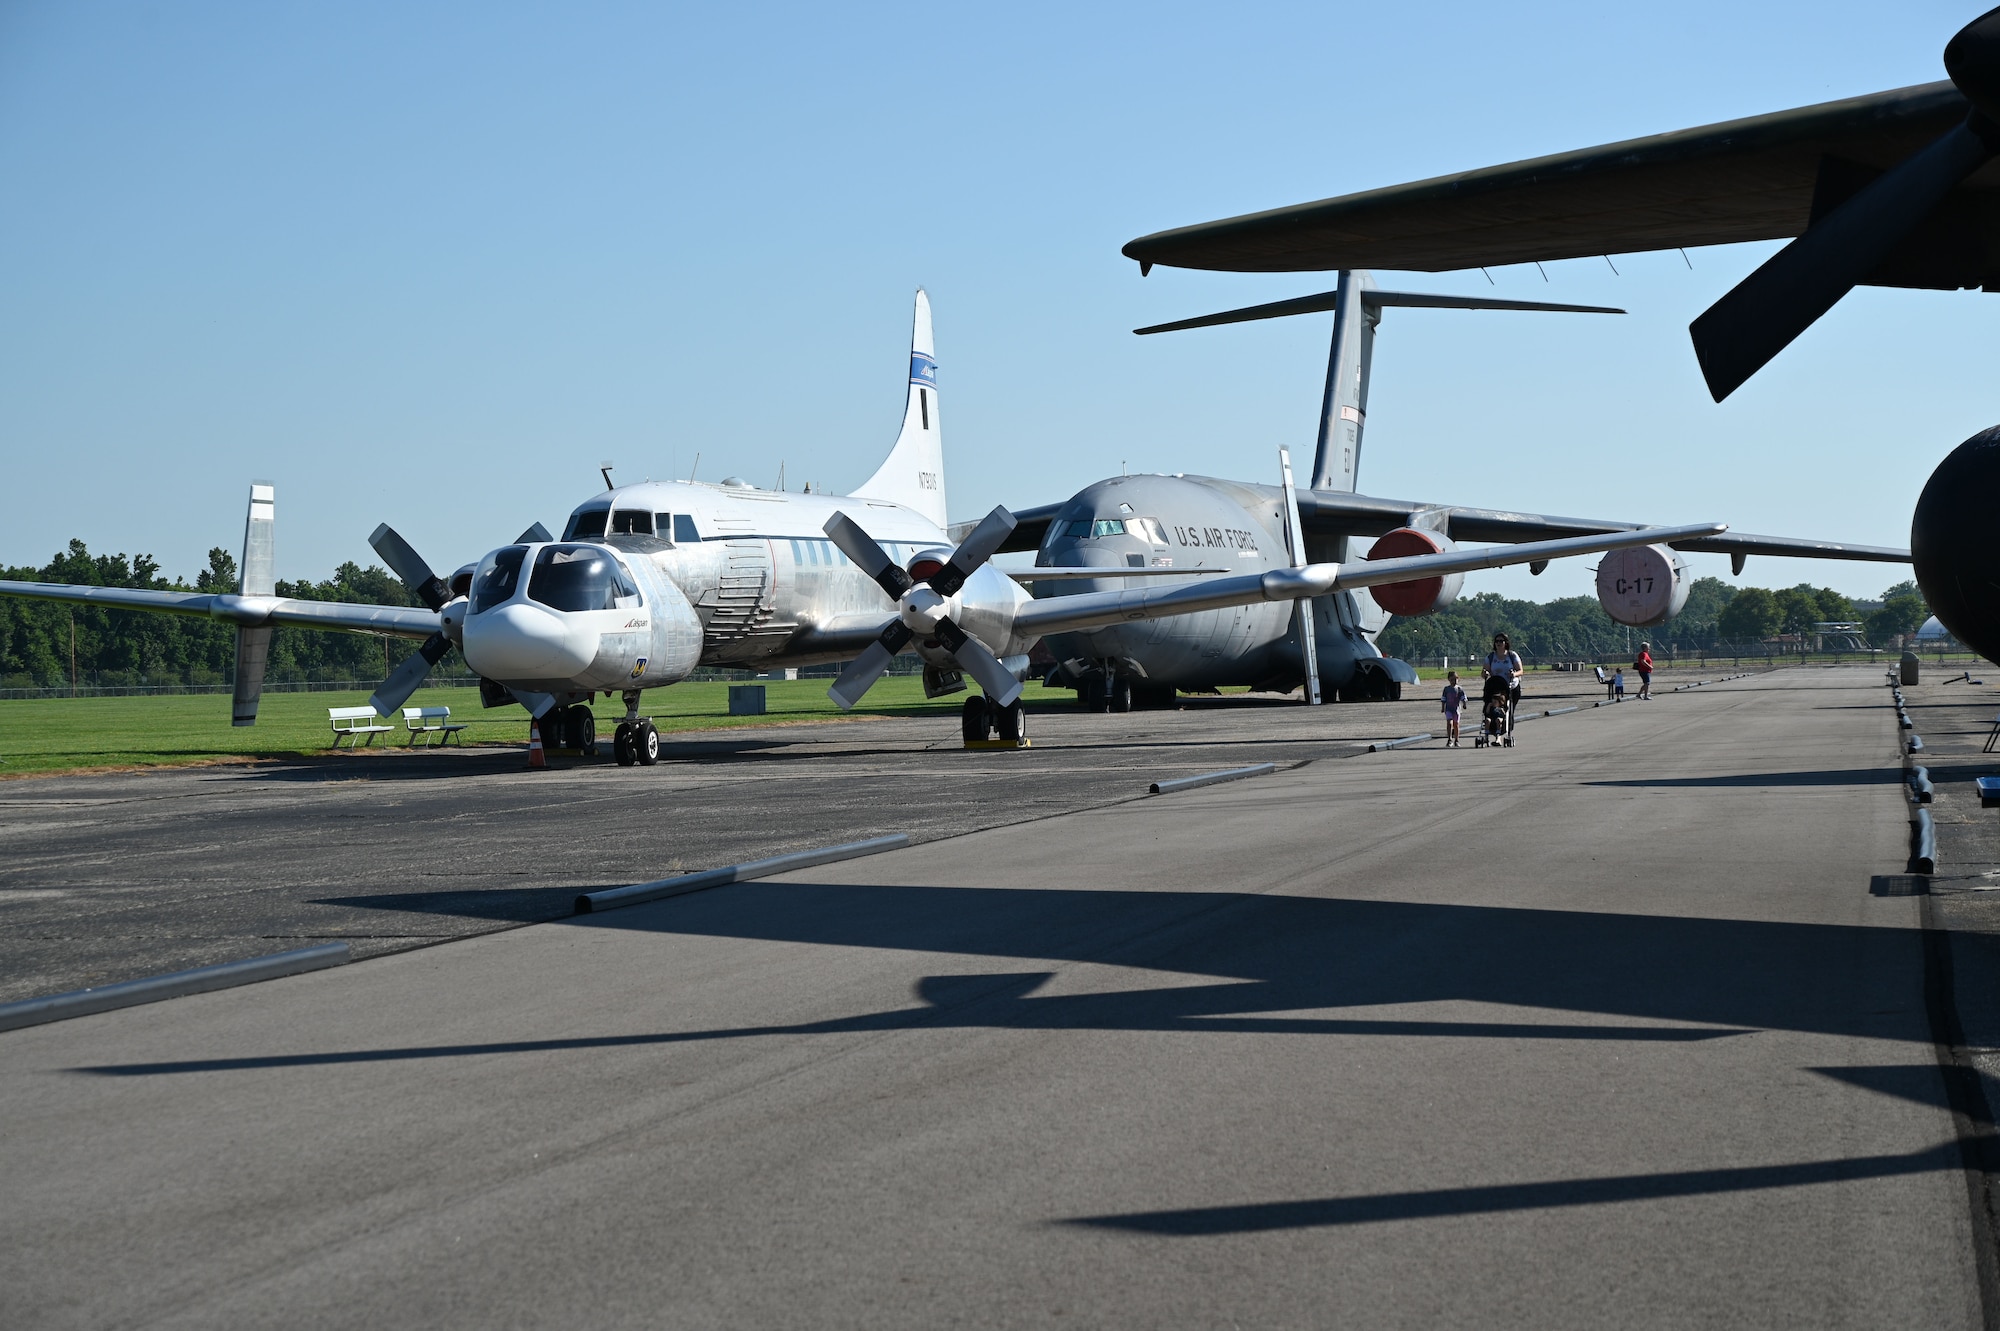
[{"left": 462, "top": 601, "right": 597, "bottom": 679}]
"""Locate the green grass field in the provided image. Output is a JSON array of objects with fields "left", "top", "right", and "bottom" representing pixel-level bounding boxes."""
[{"left": 0, "top": 678, "right": 964, "bottom": 777}]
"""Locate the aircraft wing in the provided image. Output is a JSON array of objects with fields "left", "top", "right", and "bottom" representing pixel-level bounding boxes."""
[
  {"left": 1291, "top": 493, "right": 1909, "bottom": 563},
  {"left": 1119, "top": 81, "right": 1995, "bottom": 289},
  {"left": 0, "top": 580, "right": 440, "bottom": 638},
  {"left": 1010, "top": 522, "right": 1725, "bottom": 641}
]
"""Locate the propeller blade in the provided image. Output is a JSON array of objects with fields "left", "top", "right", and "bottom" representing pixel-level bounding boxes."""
[
  {"left": 1688, "top": 117, "right": 1994, "bottom": 401},
  {"left": 516, "top": 521, "right": 554, "bottom": 543},
  {"left": 932, "top": 617, "right": 1022, "bottom": 708},
  {"left": 928, "top": 506, "right": 1018, "bottom": 598},
  {"left": 368, "top": 523, "right": 453, "bottom": 611},
  {"left": 824, "top": 511, "right": 914, "bottom": 601},
  {"left": 369, "top": 632, "right": 451, "bottom": 716},
  {"left": 827, "top": 622, "right": 914, "bottom": 709}
]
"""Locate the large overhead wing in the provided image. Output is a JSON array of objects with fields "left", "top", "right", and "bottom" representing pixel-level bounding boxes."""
[
  {"left": 1291, "top": 492, "right": 1909, "bottom": 564},
  {"left": 1011, "top": 523, "right": 1725, "bottom": 641},
  {"left": 1121, "top": 5, "right": 2000, "bottom": 401},
  {"left": 1119, "top": 82, "right": 1986, "bottom": 280},
  {"left": 0, "top": 580, "right": 440, "bottom": 638}
]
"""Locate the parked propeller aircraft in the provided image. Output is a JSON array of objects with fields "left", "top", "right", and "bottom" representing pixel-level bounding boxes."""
[
  {"left": 996, "top": 272, "right": 1910, "bottom": 710},
  {"left": 1116, "top": 6, "right": 2000, "bottom": 664},
  {"left": 0, "top": 292, "right": 1728, "bottom": 755}
]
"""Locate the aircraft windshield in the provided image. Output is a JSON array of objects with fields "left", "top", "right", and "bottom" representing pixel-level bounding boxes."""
[
  {"left": 527, "top": 544, "right": 640, "bottom": 612},
  {"left": 610, "top": 510, "right": 653, "bottom": 535},
  {"left": 566, "top": 508, "right": 609, "bottom": 539},
  {"left": 469, "top": 546, "right": 528, "bottom": 613},
  {"left": 1057, "top": 518, "right": 1127, "bottom": 539}
]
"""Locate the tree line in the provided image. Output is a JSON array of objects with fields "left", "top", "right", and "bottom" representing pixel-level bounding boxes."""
[
  {"left": 0, "top": 541, "right": 466, "bottom": 690},
  {"left": 1376, "top": 577, "right": 1932, "bottom": 664}
]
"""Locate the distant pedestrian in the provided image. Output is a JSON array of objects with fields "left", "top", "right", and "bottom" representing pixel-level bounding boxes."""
[
  {"left": 1613, "top": 669, "right": 1626, "bottom": 701},
  {"left": 1441, "top": 671, "right": 1468, "bottom": 747},
  {"left": 1635, "top": 642, "right": 1654, "bottom": 699},
  {"left": 1482, "top": 632, "right": 1524, "bottom": 719}
]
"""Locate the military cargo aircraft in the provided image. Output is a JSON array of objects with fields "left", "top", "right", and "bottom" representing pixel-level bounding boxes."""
[
  {"left": 0, "top": 292, "right": 1726, "bottom": 756},
  {"left": 1115, "top": 6, "right": 2000, "bottom": 666},
  {"left": 999, "top": 272, "right": 1909, "bottom": 710}
]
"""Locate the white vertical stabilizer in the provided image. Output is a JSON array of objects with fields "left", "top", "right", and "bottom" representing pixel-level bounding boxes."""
[{"left": 850, "top": 290, "right": 947, "bottom": 530}]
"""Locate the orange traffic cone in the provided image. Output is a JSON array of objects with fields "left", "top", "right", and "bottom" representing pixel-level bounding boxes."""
[{"left": 527, "top": 718, "right": 546, "bottom": 769}]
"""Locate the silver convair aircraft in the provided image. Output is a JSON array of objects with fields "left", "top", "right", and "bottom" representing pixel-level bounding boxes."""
[
  {"left": 0, "top": 292, "right": 1725, "bottom": 756},
  {"left": 998, "top": 272, "right": 1911, "bottom": 710}
]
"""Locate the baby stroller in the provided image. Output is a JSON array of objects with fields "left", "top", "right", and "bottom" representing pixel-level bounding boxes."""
[{"left": 1474, "top": 676, "right": 1514, "bottom": 748}]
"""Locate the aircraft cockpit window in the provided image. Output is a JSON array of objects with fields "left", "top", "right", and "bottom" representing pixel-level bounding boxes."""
[
  {"left": 672, "top": 514, "right": 700, "bottom": 543},
  {"left": 610, "top": 510, "right": 654, "bottom": 535},
  {"left": 566, "top": 508, "right": 609, "bottom": 540},
  {"left": 1090, "top": 519, "right": 1127, "bottom": 537},
  {"left": 1129, "top": 517, "right": 1167, "bottom": 543},
  {"left": 1058, "top": 520, "right": 1092, "bottom": 539},
  {"left": 655, "top": 513, "right": 674, "bottom": 543},
  {"left": 528, "top": 544, "right": 641, "bottom": 613},
  {"left": 469, "top": 546, "right": 528, "bottom": 613}
]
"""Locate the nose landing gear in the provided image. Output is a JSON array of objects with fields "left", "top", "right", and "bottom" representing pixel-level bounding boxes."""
[{"left": 614, "top": 718, "right": 661, "bottom": 766}]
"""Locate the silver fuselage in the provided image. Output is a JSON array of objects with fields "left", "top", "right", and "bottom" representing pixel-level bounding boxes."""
[{"left": 458, "top": 479, "right": 1030, "bottom": 706}]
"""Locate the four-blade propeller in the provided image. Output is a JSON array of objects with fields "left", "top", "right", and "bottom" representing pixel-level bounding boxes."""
[
  {"left": 1690, "top": 6, "right": 2000, "bottom": 400},
  {"left": 823, "top": 505, "right": 1024, "bottom": 710},
  {"left": 366, "top": 523, "right": 459, "bottom": 716}
]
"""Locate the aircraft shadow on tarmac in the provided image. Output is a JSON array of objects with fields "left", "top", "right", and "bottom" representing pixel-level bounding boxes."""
[
  {"left": 82, "top": 885, "right": 2000, "bottom": 1231},
  {"left": 95, "top": 882, "right": 1977, "bottom": 1069},
  {"left": 1583, "top": 768, "right": 1899, "bottom": 789},
  {"left": 1070, "top": 1063, "right": 1996, "bottom": 1235}
]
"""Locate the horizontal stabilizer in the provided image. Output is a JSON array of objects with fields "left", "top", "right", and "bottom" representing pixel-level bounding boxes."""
[{"left": 1135, "top": 289, "right": 1621, "bottom": 335}]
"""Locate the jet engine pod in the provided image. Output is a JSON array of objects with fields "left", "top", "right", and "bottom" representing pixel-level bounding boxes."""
[
  {"left": 1366, "top": 528, "right": 1463, "bottom": 617},
  {"left": 1596, "top": 544, "right": 1688, "bottom": 627},
  {"left": 1913, "top": 424, "right": 2000, "bottom": 663}
]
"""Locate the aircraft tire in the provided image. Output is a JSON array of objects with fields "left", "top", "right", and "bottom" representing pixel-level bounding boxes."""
[
  {"left": 572, "top": 705, "right": 598, "bottom": 758},
  {"left": 636, "top": 719, "right": 661, "bottom": 766},
  {"left": 997, "top": 700, "right": 1025, "bottom": 742},
  {"left": 1110, "top": 678, "right": 1134, "bottom": 713},
  {"left": 613, "top": 723, "right": 636, "bottom": 766},
  {"left": 961, "top": 695, "right": 994, "bottom": 742}
]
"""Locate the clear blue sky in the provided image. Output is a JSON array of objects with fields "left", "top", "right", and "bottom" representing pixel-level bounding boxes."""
[{"left": 0, "top": 1, "right": 1981, "bottom": 605}]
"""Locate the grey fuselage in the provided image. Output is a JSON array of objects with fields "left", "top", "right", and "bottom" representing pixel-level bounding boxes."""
[{"left": 1030, "top": 473, "right": 1389, "bottom": 693}]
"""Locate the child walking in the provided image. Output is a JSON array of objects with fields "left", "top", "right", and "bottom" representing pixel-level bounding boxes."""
[
  {"left": 1612, "top": 668, "right": 1626, "bottom": 701},
  {"left": 1441, "top": 671, "right": 1468, "bottom": 746}
]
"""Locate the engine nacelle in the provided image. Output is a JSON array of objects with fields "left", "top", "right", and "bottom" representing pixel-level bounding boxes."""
[
  {"left": 1914, "top": 425, "right": 2000, "bottom": 663},
  {"left": 1596, "top": 544, "right": 1689, "bottom": 627},
  {"left": 1365, "top": 528, "right": 1463, "bottom": 617}
]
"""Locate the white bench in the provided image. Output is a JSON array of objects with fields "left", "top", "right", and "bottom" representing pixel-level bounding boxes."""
[
  {"left": 329, "top": 706, "right": 396, "bottom": 747},
  {"left": 403, "top": 705, "right": 468, "bottom": 747}
]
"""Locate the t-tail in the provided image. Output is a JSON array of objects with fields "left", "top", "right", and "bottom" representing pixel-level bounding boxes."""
[
  {"left": 848, "top": 289, "right": 947, "bottom": 530},
  {"left": 232, "top": 482, "right": 276, "bottom": 726},
  {"left": 1134, "top": 275, "right": 1624, "bottom": 493}
]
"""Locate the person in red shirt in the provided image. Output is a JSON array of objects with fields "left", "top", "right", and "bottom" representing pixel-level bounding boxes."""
[{"left": 1635, "top": 642, "right": 1654, "bottom": 699}]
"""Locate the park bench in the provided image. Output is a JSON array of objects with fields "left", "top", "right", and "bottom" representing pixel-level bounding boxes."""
[
  {"left": 403, "top": 705, "right": 468, "bottom": 748},
  {"left": 328, "top": 705, "right": 396, "bottom": 748}
]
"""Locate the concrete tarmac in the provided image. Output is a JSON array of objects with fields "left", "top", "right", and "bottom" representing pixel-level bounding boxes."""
[
  {"left": 0, "top": 669, "right": 1651, "bottom": 1004},
  {"left": 1, "top": 666, "right": 1981, "bottom": 1327}
]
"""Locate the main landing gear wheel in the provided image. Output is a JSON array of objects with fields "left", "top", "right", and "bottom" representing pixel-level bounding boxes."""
[
  {"left": 1110, "top": 677, "right": 1133, "bottom": 713},
  {"left": 568, "top": 704, "right": 597, "bottom": 758},
  {"left": 1083, "top": 677, "right": 1111, "bottom": 713},
  {"left": 962, "top": 695, "right": 994, "bottom": 742},
  {"left": 996, "top": 699, "right": 1026, "bottom": 742}
]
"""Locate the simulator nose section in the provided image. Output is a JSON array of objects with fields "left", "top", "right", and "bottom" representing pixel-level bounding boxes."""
[{"left": 462, "top": 601, "right": 596, "bottom": 679}]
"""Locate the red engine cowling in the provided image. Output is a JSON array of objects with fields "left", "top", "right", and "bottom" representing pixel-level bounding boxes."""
[{"left": 1365, "top": 527, "right": 1464, "bottom": 617}]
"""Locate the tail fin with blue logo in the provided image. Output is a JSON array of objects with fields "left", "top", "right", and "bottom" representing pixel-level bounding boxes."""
[{"left": 849, "top": 289, "right": 947, "bottom": 530}]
